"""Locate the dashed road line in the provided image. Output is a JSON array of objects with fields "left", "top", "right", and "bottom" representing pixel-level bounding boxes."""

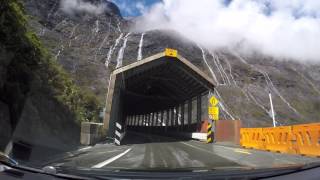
[
  {"left": 91, "top": 148, "right": 132, "bottom": 168},
  {"left": 78, "top": 146, "right": 92, "bottom": 151},
  {"left": 234, "top": 149, "right": 251, "bottom": 154}
]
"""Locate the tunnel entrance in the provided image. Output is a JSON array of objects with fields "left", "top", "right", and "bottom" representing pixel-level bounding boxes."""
[{"left": 104, "top": 49, "right": 215, "bottom": 140}]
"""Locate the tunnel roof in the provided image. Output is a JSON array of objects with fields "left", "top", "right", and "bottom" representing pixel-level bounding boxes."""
[{"left": 110, "top": 49, "right": 216, "bottom": 115}]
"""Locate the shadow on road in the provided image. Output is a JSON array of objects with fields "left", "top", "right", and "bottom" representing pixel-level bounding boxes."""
[{"left": 120, "top": 131, "right": 192, "bottom": 145}]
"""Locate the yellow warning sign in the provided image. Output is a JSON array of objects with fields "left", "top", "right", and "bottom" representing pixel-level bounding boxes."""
[
  {"left": 165, "top": 48, "right": 178, "bottom": 57},
  {"left": 208, "top": 106, "right": 219, "bottom": 120},
  {"left": 209, "top": 96, "right": 219, "bottom": 106}
]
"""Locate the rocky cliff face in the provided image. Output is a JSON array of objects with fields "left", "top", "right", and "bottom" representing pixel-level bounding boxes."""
[
  {"left": 23, "top": 0, "right": 125, "bottom": 103},
  {"left": 22, "top": 0, "right": 320, "bottom": 127},
  {"left": 0, "top": 0, "right": 100, "bottom": 155}
]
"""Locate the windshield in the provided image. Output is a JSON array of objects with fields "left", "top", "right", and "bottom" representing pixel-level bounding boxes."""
[{"left": 1, "top": 0, "right": 320, "bottom": 179}]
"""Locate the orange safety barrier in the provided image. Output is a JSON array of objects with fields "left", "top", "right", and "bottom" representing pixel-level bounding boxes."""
[
  {"left": 240, "top": 128, "right": 265, "bottom": 150},
  {"left": 292, "top": 123, "right": 320, "bottom": 157},
  {"left": 263, "top": 126, "right": 296, "bottom": 154},
  {"left": 240, "top": 122, "right": 320, "bottom": 157}
]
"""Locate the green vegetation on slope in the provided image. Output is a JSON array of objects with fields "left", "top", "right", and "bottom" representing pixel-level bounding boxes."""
[{"left": 0, "top": 0, "right": 101, "bottom": 127}]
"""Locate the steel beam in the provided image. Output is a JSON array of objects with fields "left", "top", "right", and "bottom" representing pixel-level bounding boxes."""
[
  {"left": 181, "top": 103, "right": 185, "bottom": 131},
  {"left": 175, "top": 106, "right": 179, "bottom": 131},
  {"left": 165, "top": 109, "right": 169, "bottom": 133},
  {"left": 188, "top": 99, "right": 192, "bottom": 131},
  {"left": 171, "top": 108, "right": 175, "bottom": 128},
  {"left": 160, "top": 110, "right": 164, "bottom": 126},
  {"left": 197, "top": 95, "right": 202, "bottom": 126}
]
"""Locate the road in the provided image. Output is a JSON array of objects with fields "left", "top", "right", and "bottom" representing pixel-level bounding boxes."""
[{"left": 46, "top": 131, "right": 319, "bottom": 171}]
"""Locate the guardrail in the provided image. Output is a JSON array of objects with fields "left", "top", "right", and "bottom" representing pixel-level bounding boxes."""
[{"left": 240, "top": 123, "right": 320, "bottom": 157}]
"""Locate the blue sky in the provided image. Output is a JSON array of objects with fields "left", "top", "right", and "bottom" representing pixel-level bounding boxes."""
[
  {"left": 112, "top": 0, "right": 237, "bottom": 17},
  {"left": 112, "top": 0, "right": 161, "bottom": 17}
]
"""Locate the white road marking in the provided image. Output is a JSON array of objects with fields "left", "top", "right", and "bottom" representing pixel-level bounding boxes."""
[
  {"left": 234, "top": 149, "right": 251, "bottom": 154},
  {"left": 182, "top": 142, "right": 252, "bottom": 155},
  {"left": 91, "top": 148, "right": 132, "bottom": 168},
  {"left": 54, "top": 163, "right": 65, "bottom": 166},
  {"left": 78, "top": 146, "right": 92, "bottom": 151},
  {"left": 219, "top": 146, "right": 257, "bottom": 155}
]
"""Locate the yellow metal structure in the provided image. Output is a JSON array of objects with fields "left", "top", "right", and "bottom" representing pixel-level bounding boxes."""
[
  {"left": 207, "top": 122, "right": 213, "bottom": 143},
  {"left": 165, "top": 48, "right": 178, "bottom": 57},
  {"left": 208, "top": 106, "right": 219, "bottom": 120}
]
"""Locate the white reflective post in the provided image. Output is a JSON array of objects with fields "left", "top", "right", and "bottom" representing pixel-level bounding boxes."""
[{"left": 269, "top": 92, "right": 276, "bottom": 127}]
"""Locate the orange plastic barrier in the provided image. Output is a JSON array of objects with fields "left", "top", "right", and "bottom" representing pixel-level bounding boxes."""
[
  {"left": 263, "top": 126, "right": 296, "bottom": 154},
  {"left": 240, "top": 123, "right": 320, "bottom": 157},
  {"left": 240, "top": 128, "right": 265, "bottom": 150},
  {"left": 292, "top": 123, "right": 320, "bottom": 157}
]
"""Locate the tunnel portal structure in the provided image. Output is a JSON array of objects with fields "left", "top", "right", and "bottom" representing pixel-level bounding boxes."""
[{"left": 104, "top": 49, "right": 216, "bottom": 138}]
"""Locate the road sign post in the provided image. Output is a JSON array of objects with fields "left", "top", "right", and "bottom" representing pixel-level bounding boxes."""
[
  {"left": 207, "top": 95, "right": 219, "bottom": 143},
  {"left": 209, "top": 96, "right": 219, "bottom": 106}
]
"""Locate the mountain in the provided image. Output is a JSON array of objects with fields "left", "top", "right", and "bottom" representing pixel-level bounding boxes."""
[{"left": 21, "top": 0, "right": 320, "bottom": 127}]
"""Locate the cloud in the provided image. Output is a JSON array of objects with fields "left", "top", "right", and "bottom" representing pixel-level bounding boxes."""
[
  {"left": 136, "top": 2, "right": 146, "bottom": 14},
  {"left": 60, "top": 0, "right": 106, "bottom": 15},
  {"left": 133, "top": 0, "right": 320, "bottom": 62}
]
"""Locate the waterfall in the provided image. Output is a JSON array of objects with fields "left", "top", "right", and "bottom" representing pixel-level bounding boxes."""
[
  {"left": 245, "top": 86, "right": 269, "bottom": 113},
  {"left": 116, "top": 33, "right": 131, "bottom": 68},
  {"left": 197, "top": 45, "right": 219, "bottom": 85},
  {"left": 137, "top": 33, "right": 145, "bottom": 61},
  {"left": 264, "top": 72, "right": 301, "bottom": 116},
  {"left": 105, "top": 33, "right": 123, "bottom": 68},
  {"left": 198, "top": 46, "right": 236, "bottom": 120},
  {"left": 233, "top": 51, "right": 301, "bottom": 117},
  {"left": 211, "top": 52, "right": 226, "bottom": 85},
  {"left": 213, "top": 53, "right": 231, "bottom": 85},
  {"left": 39, "top": 28, "right": 46, "bottom": 36},
  {"left": 95, "top": 20, "right": 100, "bottom": 33},
  {"left": 117, "top": 19, "right": 122, "bottom": 33},
  {"left": 95, "top": 20, "right": 111, "bottom": 61},
  {"left": 54, "top": 45, "right": 64, "bottom": 60},
  {"left": 291, "top": 66, "right": 320, "bottom": 95},
  {"left": 70, "top": 24, "right": 78, "bottom": 38},
  {"left": 215, "top": 90, "right": 236, "bottom": 120},
  {"left": 219, "top": 53, "right": 237, "bottom": 86},
  {"left": 54, "top": 50, "right": 61, "bottom": 60},
  {"left": 68, "top": 24, "right": 78, "bottom": 47}
]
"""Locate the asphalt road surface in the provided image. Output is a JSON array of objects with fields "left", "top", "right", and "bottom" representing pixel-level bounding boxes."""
[{"left": 46, "top": 131, "right": 319, "bottom": 171}]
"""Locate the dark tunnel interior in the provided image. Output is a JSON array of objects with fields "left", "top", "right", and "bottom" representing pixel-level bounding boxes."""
[{"left": 104, "top": 53, "right": 215, "bottom": 140}]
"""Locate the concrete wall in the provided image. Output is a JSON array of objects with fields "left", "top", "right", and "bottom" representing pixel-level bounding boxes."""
[
  {"left": 214, "top": 120, "right": 241, "bottom": 144},
  {"left": 0, "top": 102, "right": 11, "bottom": 150},
  {"left": 80, "top": 122, "right": 105, "bottom": 145}
]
